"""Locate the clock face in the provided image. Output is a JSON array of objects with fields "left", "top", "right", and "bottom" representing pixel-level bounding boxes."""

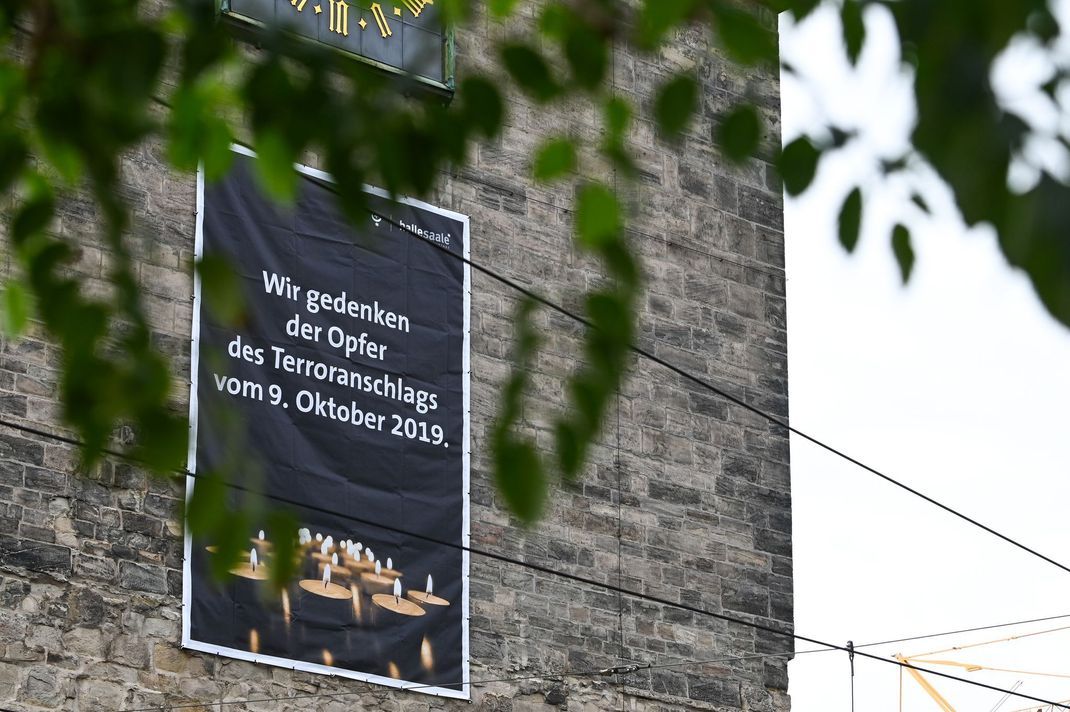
[{"left": 225, "top": 0, "right": 448, "bottom": 87}]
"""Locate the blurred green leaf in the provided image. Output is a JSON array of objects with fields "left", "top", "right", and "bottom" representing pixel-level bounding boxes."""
[
  {"left": 716, "top": 104, "right": 762, "bottom": 163},
  {"left": 891, "top": 224, "right": 914, "bottom": 283},
  {"left": 460, "top": 77, "right": 504, "bottom": 138},
  {"left": 500, "top": 43, "right": 560, "bottom": 102},
  {"left": 635, "top": 0, "right": 698, "bottom": 49},
  {"left": 654, "top": 72, "right": 698, "bottom": 139},
  {"left": 575, "top": 183, "right": 622, "bottom": 248},
  {"left": 564, "top": 23, "right": 607, "bottom": 90},
  {"left": 254, "top": 130, "right": 297, "bottom": 201},
  {"left": 533, "top": 137, "right": 577, "bottom": 182},
  {"left": 1, "top": 280, "right": 30, "bottom": 337},
  {"left": 488, "top": 0, "right": 520, "bottom": 19},
  {"left": 778, "top": 136, "right": 821, "bottom": 196},
  {"left": 267, "top": 509, "right": 298, "bottom": 591},
  {"left": 711, "top": 4, "right": 779, "bottom": 65},
  {"left": 494, "top": 439, "right": 545, "bottom": 524},
  {"left": 838, "top": 187, "right": 863, "bottom": 253}
]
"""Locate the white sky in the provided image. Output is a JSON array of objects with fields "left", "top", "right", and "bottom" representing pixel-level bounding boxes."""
[{"left": 781, "top": 4, "right": 1070, "bottom": 711}]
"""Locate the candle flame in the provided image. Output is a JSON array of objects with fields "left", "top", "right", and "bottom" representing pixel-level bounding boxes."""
[
  {"left": 250, "top": 629, "right": 260, "bottom": 654},
  {"left": 316, "top": 532, "right": 322, "bottom": 541},
  {"left": 375, "top": 560, "right": 381, "bottom": 576},
  {"left": 321, "top": 541, "right": 329, "bottom": 557},
  {"left": 323, "top": 564, "right": 331, "bottom": 587},
  {"left": 258, "top": 529, "right": 265, "bottom": 541},
  {"left": 386, "top": 557, "right": 393, "bottom": 570},
  {"left": 366, "top": 549, "right": 374, "bottom": 562},
  {"left": 356, "top": 542, "right": 363, "bottom": 552},
  {"left": 331, "top": 553, "right": 338, "bottom": 566},
  {"left": 426, "top": 574, "right": 433, "bottom": 596},
  {"left": 282, "top": 589, "right": 291, "bottom": 628},
  {"left": 420, "top": 636, "right": 434, "bottom": 671},
  {"left": 323, "top": 649, "right": 334, "bottom": 666},
  {"left": 388, "top": 661, "right": 400, "bottom": 679},
  {"left": 393, "top": 578, "right": 402, "bottom": 599},
  {"left": 250, "top": 548, "right": 258, "bottom": 571}
]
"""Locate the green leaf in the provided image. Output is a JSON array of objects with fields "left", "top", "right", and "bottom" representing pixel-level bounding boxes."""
[
  {"left": 488, "top": 0, "right": 520, "bottom": 19},
  {"left": 635, "top": 0, "right": 697, "bottom": 49},
  {"left": 533, "top": 138, "right": 577, "bottom": 182},
  {"left": 838, "top": 187, "right": 863, "bottom": 253},
  {"left": 711, "top": 4, "right": 779, "bottom": 65},
  {"left": 575, "top": 183, "right": 621, "bottom": 248},
  {"left": 267, "top": 509, "right": 298, "bottom": 591},
  {"left": 1, "top": 280, "right": 30, "bottom": 337},
  {"left": 254, "top": 130, "right": 296, "bottom": 202},
  {"left": 778, "top": 137, "right": 821, "bottom": 196},
  {"left": 198, "top": 253, "right": 245, "bottom": 327},
  {"left": 187, "top": 472, "right": 227, "bottom": 535},
  {"left": 494, "top": 439, "right": 545, "bottom": 524},
  {"left": 841, "top": 0, "right": 865, "bottom": 65},
  {"left": 500, "top": 43, "right": 560, "bottom": 102},
  {"left": 716, "top": 104, "right": 762, "bottom": 163},
  {"left": 460, "top": 77, "right": 504, "bottom": 138},
  {"left": 891, "top": 224, "right": 914, "bottom": 283},
  {"left": 564, "top": 24, "right": 607, "bottom": 90},
  {"left": 654, "top": 72, "right": 698, "bottom": 139},
  {"left": 604, "top": 96, "right": 632, "bottom": 140}
]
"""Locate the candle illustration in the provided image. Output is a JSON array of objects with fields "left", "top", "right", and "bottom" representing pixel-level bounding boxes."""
[
  {"left": 318, "top": 551, "right": 351, "bottom": 582},
  {"left": 407, "top": 574, "right": 450, "bottom": 606},
  {"left": 230, "top": 547, "right": 269, "bottom": 580},
  {"left": 372, "top": 578, "right": 425, "bottom": 616},
  {"left": 298, "top": 561, "right": 353, "bottom": 599}
]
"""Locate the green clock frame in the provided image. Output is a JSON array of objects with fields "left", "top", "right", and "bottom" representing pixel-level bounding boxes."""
[{"left": 219, "top": 0, "right": 456, "bottom": 97}]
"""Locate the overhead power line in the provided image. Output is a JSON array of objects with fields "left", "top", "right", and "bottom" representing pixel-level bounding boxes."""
[
  {"left": 0, "top": 417, "right": 1066, "bottom": 711},
  {"left": 353, "top": 188, "right": 1070, "bottom": 579}
]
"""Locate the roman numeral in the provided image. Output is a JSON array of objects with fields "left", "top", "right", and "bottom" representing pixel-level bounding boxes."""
[
  {"left": 329, "top": 0, "right": 350, "bottom": 35},
  {"left": 403, "top": 0, "right": 431, "bottom": 17},
  {"left": 370, "top": 3, "right": 392, "bottom": 37},
  {"left": 290, "top": 0, "right": 308, "bottom": 11}
]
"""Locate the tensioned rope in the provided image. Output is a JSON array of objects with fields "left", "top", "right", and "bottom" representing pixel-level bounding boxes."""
[{"left": 0, "top": 416, "right": 1066, "bottom": 711}]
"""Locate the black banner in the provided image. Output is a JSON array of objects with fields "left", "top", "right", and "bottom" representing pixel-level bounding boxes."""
[{"left": 183, "top": 147, "right": 469, "bottom": 697}]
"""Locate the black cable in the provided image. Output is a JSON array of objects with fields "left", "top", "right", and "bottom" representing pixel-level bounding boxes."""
[
  {"left": 0, "top": 416, "right": 1066, "bottom": 710},
  {"left": 351, "top": 192, "right": 1070, "bottom": 579}
]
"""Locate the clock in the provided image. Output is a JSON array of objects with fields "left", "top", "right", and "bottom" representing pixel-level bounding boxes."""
[{"left": 221, "top": 0, "right": 454, "bottom": 94}]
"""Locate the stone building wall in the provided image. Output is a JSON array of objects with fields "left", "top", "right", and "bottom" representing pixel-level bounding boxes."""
[{"left": 0, "top": 5, "right": 790, "bottom": 710}]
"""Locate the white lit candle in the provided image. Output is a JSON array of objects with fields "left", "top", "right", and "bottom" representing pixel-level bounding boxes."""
[{"left": 407, "top": 574, "right": 449, "bottom": 607}]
